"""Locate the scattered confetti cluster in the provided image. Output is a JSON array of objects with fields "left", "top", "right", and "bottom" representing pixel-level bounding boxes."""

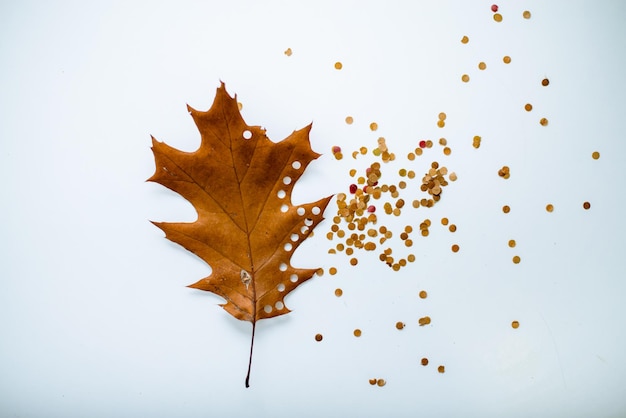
[
  {"left": 326, "top": 139, "right": 455, "bottom": 272},
  {"left": 291, "top": 2, "right": 599, "bottom": 387}
]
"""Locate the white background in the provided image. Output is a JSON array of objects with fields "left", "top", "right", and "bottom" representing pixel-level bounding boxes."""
[{"left": 2, "top": 1, "right": 626, "bottom": 417}]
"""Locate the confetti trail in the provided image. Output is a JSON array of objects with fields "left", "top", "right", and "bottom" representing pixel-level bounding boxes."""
[{"left": 274, "top": 3, "right": 605, "bottom": 390}]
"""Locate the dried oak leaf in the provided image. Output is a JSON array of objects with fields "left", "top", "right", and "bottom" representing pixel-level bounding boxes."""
[{"left": 148, "top": 83, "right": 331, "bottom": 387}]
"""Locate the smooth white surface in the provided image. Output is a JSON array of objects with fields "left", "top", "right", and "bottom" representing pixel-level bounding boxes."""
[{"left": 1, "top": 1, "right": 625, "bottom": 417}]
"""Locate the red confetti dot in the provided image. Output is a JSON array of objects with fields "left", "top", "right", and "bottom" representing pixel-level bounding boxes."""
[
  {"left": 332, "top": 146, "right": 341, "bottom": 154},
  {"left": 367, "top": 205, "right": 376, "bottom": 213},
  {"left": 419, "top": 140, "right": 426, "bottom": 148},
  {"left": 349, "top": 184, "right": 358, "bottom": 194},
  {"left": 491, "top": 4, "right": 498, "bottom": 12}
]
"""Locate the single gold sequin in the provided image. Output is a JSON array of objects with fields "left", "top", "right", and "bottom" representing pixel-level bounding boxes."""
[
  {"left": 438, "top": 112, "right": 447, "bottom": 121},
  {"left": 461, "top": 74, "right": 470, "bottom": 83},
  {"left": 376, "top": 379, "right": 386, "bottom": 387},
  {"left": 583, "top": 201, "right": 591, "bottom": 210},
  {"left": 493, "top": 13, "right": 503, "bottom": 22},
  {"left": 449, "top": 172, "right": 458, "bottom": 181},
  {"left": 441, "top": 217, "right": 449, "bottom": 226},
  {"left": 345, "top": 116, "right": 353, "bottom": 124},
  {"left": 354, "top": 329, "right": 362, "bottom": 337},
  {"left": 419, "top": 290, "right": 427, "bottom": 299},
  {"left": 334, "top": 61, "right": 343, "bottom": 70},
  {"left": 443, "top": 147, "right": 451, "bottom": 155},
  {"left": 546, "top": 204, "right": 554, "bottom": 213},
  {"left": 329, "top": 267, "right": 338, "bottom": 275},
  {"left": 512, "top": 255, "right": 521, "bottom": 264},
  {"left": 370, "top": 122, "right": 378, "bottom": 131},
  {"left": 523, "top": 10, "right": 531, "bottom": 19},
  {"left": 396, "top": 322, "right": 405, "bottom": 330},
  {"left": 503, "top": 55, "right": 511, "bottom": 64},
  {"left": 512, "top": 321, "right": 520, "bottom": 329},
  {"left": 508, "top": 239, "right": 516, "bottom": 248},
  {"left": 284, "top": 48, "right": 293, "bottom": 56},
  {"left": 437, "top": 120, "right": 445, "bottom": 128},
  {"left": 419, "top": 316, "right": 431, "bottom": 326},
  {"left": 542, "top": 78, "right": 550, "bottom": 86},
  {"left": 540, "top": 117, "right": 549, "bottom": 126},
  {"left": 461, "top": 35, "right": 469, "bottom": 44},
  {"left": 350, "top": 258, "right": 358, "bottom": 266},
  {"left": 315, "top": 333, "right": 323, "bottom": 341},
  {"left": 421, "top": 358, "right": 429, "bottom": 366},
  {"left": 451, "top": 244, "right": 459, "bottom": 252},
  {"left": 335, "top": 288, "right": 343, "bottom": 297},
  {"left": 524, "top": 103, "right": 533, "bottom": 112},
  {"left": 369, "top": 378, "right": 377, "bottom": 385},
  {"left": 478, "top": 62, "right": 486, "bottom": 70},
  {"left": 438, "top": 365, "right": 445, "bottom": 373},
  {"left": 592, "top": 151, "right": 600, "bottom": 160},
  {"left": 502, "top": 205, "right": 510, "bottom": 213}
]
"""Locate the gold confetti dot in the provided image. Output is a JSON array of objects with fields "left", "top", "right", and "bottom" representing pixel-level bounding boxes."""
[
  {"left": 419, "top": 290, "right": 428, "bottom": 299},
  {"left": 441, "top": 217, "right": 449, "bottom": 226},
  {"left": 502, "top": 205, "right": 510, "bottom": 213},
  {"left": 376, "top": 379, "right": 386, "bottom": 387},
  {"left": 540, "top": 117, "right": 549, "bottom": 126},
  {"left": 503, "top": 56, "right": 511, "bottom": 64},
  {"left": 493, "top": 13, "right": 502, "bottom": 22},
  {"left": 461, "top": 74, "right": 470, "bottom": 83},
  {"left": 451, "top": 244, "right": 459, "bottom": 252},
  {"left": 592, "top": 151, "right": 600, "bottom": 160},
  {"left": 329, "top": 267, "right": 338, "bottom": 275},
  {"left": 334, "top": 61, "right": 343, "bottom": 70},
  {"left": 583, "top": 201, "right": 591, "bottom": 210},
  {"left": 542, "top": 78, "right": 550, "bottom": 86},
  {"left": 354, "top": 329, "right": 362, "bottom": 337},
  {"left": 369, "top": 378, "right": 377, "bottom": 385},
  {"left": 335, "top": 288, "right": 343, "bottom": 297},
  {"left": 345, "top": 116, "right": 353, "bottom": 124},
  {"left": 512, "top": 321, "right": 520, "bottom": 329},
  {"left": 370, "top": 122, "right": 378, "bottom": 131},
  {"left": 449, "top": 172, "right": 458, "bottom": 181},
  {"left": 524, "top": 103, "right": 533, "bottom": 112},
  {"left": 419, "top": 316, "right": 431, "bottom": 326},
  {"left": 396, "top": 321, "right": 405, "bottom": 330},
  {"left": 421, "top": 358, "right": 429, "bottom": 366},
  {"left": 284, "top": 48, "right": 292, "bottom": 56},
  {"left": 448, "top": 224, "right": 457, "bottom": 233},
  {"left": 443, "top": 147, "right": 451, "bottom": 155},
  {"left": 478, "top": 62, "right": 486, "bottom": 70},
  {"left": 461, "top": 35, "right": 469, "bottom": 44},
  {"left": 546, "top": 204, "right": 554, "bottom": 212},
  {"left": 438, "top": 365, "right": 445, "bottom": 373},
  {"left": 508, "top": 239, "right": 516, "bottom": 248},
  {"left": 350, "top": 258, "right": 358, "bottom": 266},
  {"left": 438, "top": 112, "right": 447, "bottom": 121},
  {"left": 437, "top": 120, "right": 445, "bottom": 128},
  {"left": 512, "top": 255, "right": 521, "bottom": 264},
  {"left": 407, "top": 254, "right": 416, "bottom": 262},
  {"left": 315, "top": 333, "right": 323, "bottom": 341},
  {"left": 523, "top": 10, "right": 531, "bottom": 19}
]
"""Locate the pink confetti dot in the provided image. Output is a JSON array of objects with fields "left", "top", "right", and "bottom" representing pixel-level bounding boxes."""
[
  {"left": 491, "top": 4, "right": 498, "bottom": 12},
  {"left": 419, "top": 140, "right": 426, "bottom": 148}
]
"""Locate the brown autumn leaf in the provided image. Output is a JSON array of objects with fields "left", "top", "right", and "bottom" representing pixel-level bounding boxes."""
[{"left": 148, "top": 83, "right": 332, "bottom": 387}]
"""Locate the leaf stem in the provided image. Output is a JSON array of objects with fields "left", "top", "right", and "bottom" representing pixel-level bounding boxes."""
[{"left": 245, "top": 319, "right": 256, "bottom": 388}]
